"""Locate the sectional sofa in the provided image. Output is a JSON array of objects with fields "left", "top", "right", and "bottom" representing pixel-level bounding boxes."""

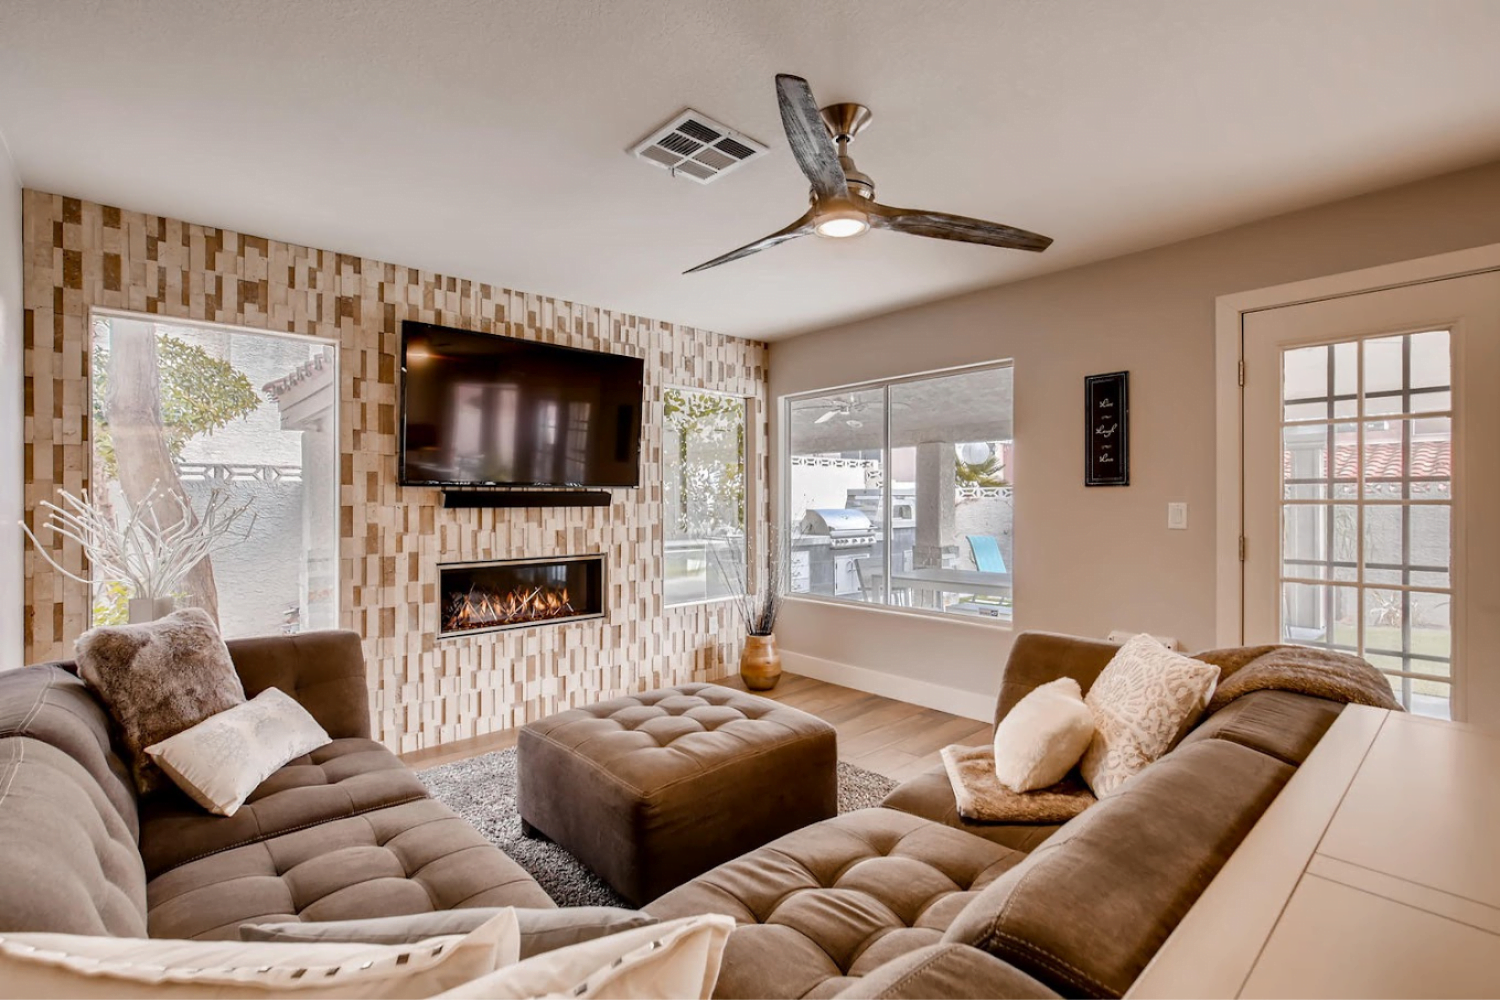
[{"left": 0, "top": 630, "right": 1342, "bottom": 999}]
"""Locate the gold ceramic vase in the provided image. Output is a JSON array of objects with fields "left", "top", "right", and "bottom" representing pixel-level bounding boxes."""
[{"left": 739, "top": 633, "right": 782, "bottom": 691}]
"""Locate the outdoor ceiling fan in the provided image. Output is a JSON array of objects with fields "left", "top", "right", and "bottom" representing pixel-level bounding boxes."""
[
  {"left": 685, "top": 74, "right": 1053, "bottom": 273},
  {"left": 807, "top": 395, "right": 908, "bottom": 428}
]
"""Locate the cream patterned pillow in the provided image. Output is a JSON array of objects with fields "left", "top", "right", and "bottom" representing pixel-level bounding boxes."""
[
  {"left": 0, "top": 910, "right": 518, "bottom": 998},
  {"left": 991, "top": 677, "right": 1096, "bottom": 792},
  {"left": 435, "top": 914, "right": 734, "bottom": 1000},
  {"left": 1079, "top": 633, "right": 1220, "bottom": 797},
  {"left": 146, "top": 687, "right": 332, "bottom": 816}
]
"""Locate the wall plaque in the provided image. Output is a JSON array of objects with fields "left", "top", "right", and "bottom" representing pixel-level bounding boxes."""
[{"left": 1085, "top": 371, "right": 1130, "bottom": 487}]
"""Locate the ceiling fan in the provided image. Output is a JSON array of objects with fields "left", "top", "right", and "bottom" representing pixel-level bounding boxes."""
[
  {"left": 806, "top": 395, "right": 908, "bottom": 428},
  {"left": 685, "top": 74, "right": 1053, "bottom": 273}
]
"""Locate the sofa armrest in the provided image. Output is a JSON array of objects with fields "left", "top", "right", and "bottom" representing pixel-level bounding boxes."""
[
  {"left": 994, "top": 631, "right": 1121, "bottom": 726},
  {"left": 834, "top": 944, "right": 1060, "bottom": 1000},
  {"left": 225, "top": 630, "right": 371, "bottom": 740}
]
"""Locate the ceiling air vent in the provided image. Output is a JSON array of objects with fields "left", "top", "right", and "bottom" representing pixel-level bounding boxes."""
[{"left": 630, "top": 110, "right": 767, "bottom": 185}]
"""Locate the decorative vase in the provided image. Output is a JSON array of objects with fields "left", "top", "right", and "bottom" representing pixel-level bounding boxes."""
[
  {"left": 740, "top": 633, "right": 782, "bottom": 691},
  {"left": 128, "top": 596, "right": 176, "bottom": 624}
]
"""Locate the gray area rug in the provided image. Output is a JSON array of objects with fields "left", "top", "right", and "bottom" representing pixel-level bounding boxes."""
[{"left": 418, "top": 748, "right": 899, "bottom": 908}]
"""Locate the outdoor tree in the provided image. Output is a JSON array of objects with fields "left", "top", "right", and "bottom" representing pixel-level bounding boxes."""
[
  {"left": 662, "top": 389, "right": 745, "bottom": 536},
  {"left": 92, "top": 321, "right": 261, "bottom": 620},
  {"left": 955, "top": 450, "right": 1008, "bottom": 487}
]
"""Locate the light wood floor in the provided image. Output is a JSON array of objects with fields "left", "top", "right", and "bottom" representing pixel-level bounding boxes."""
[{"left": 399, "top": 673, "right": 992, "bottom": 782}]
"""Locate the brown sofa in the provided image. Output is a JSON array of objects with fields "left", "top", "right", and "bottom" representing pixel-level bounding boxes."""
[
  {"left": 647, "top": 632, "right": 1344, "bottom": 999},
  {"left": 0, "top": 629, "right": 553, "bottom": 940}
]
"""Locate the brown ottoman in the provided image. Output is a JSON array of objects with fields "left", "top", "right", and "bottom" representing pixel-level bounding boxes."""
[{"left": 517, "top": 683, "right": 838, "bottom": 904}]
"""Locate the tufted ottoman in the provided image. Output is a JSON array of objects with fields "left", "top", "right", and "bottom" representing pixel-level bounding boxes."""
[{"left": 516, "top": 683, "right": 837, "bottom": 904}]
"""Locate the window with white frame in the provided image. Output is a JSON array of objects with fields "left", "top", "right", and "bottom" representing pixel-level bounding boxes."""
[
  {"left": 785, "top": 364, "right": 1014, "bottom": 620},
  {"left": 89, "top": 312, "right": 339, "bottom": 637},
  {"left": 663, "top": 388, "right": 747, "bottom": 606}
]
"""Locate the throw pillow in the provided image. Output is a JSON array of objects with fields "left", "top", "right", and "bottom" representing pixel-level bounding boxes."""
[
  {"left": 146, "top": 687, "right": 332, "bottom": 816},
  {"left": 942, "top": 743, "right": 1095, "bottom": 823},
  {"left": 242, "top": 906, "right": 660, "bottom": 960},
  {"left": 1079, "top": 633, "right": 1220, "bottom": 797},
  {"left": 434, "top": 914, "right": 734, "bottom": 1000},
  {"left": 991, "top": 676, "right": 1095, "bottom": 791},
  {"left": 0, "top": 910, "right": 518, "bottom": 998},
  {"left": 74, "top": 607, "right": 245, "bottom": 794}
]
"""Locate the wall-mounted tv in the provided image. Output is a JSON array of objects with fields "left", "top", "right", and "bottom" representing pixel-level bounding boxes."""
[{"left": 399, "top": 322, "right": 645, "bottom": 488}]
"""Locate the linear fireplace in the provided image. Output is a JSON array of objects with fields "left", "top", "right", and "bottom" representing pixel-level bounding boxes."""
[{"left": 439, "top": 555, "right": 605, "bottom": 638}]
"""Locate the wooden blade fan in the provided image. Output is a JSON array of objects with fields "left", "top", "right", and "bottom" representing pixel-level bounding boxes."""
[{"left": 686, "top": 74, "right": 1052, "bottom": 273}]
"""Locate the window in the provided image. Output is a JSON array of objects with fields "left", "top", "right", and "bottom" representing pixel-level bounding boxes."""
[
  {"left": 90, "top": 312, "right": 339, "bottom": 637},
  {"left": 1280, "top": 331, "right": 1452, "bottom": 717},
  {"left": 785, "top": 364, "right": 1013, "bottom": 621},
  {"left": 662, "top": 388, "right": 747, "bottom": 606}
]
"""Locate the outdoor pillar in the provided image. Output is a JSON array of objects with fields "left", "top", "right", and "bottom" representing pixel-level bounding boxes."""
[{"left": 914, "top": 441, "right": 955, "bottom": 571}]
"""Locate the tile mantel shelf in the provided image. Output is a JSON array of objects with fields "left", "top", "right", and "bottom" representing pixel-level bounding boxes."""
[{"left": 1129, "top": 706, "right": 1500, "bottom": 999}]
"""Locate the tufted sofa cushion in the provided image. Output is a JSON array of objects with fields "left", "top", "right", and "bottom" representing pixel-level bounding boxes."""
[
  {"left": 146, "top": 797, "right": 554, "bottom": 940},
  {"left": 647, "top": 808, "right": 1025, "bottom": 1000},
  {"left": 519, "top": 683, "right": 838, "bottom": 904},
  {"left": 0, "top": 738, "right": 148, "bottom": 937},
  {"left": 138, "top": 738, "right": 430, "bottom": 878},
  {"left": 0, "top": 664, "right": 140, "bottom": 841}
]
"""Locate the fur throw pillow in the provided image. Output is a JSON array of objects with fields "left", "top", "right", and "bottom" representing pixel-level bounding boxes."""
[{"left": 74, "top": 607, "right": 245, "bottom": 793}]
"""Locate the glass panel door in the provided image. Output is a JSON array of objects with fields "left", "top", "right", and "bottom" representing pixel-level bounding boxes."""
[{"left": 1279, "top": 332, "right": 1453, "bottom": 717}]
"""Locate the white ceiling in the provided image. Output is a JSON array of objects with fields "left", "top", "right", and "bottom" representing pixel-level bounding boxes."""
[{"left": 2, "top": 0, "right": 1499, "bottom": 341}]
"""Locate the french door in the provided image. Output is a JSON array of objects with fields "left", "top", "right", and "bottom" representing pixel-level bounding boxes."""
[{"left": 1242, "top": 273, "right": 1500, "bottom": 725}]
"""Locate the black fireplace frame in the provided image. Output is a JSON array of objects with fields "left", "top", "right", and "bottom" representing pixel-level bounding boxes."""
[{"left": 437, "top": 554, "right": 607, "bottom": 639}]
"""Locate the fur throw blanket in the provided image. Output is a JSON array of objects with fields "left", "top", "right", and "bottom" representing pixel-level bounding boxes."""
[
  {"left": 1193, "top": 643, "right": 1402, "bottom": 714},
  {"left": 940, "top": 744, "right": 1096, "bottom": 824}
]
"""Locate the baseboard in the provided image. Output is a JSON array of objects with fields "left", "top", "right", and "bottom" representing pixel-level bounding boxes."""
[{"left": 780, "top": 651, "right": 993, "bottom": 723}]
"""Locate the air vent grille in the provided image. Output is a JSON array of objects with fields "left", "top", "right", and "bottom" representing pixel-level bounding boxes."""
[{"left": 630, "top": 109, "right": 767, "bottom": 185}]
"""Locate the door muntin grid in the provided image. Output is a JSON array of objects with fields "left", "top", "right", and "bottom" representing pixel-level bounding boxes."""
[{"left": 1279, "top": 330, "right": 1453, "bottom": 718}]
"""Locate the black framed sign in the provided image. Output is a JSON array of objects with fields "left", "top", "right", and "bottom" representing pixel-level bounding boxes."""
[{"left": 1084, "top": 371, "right": 1130, "bottom": 487}]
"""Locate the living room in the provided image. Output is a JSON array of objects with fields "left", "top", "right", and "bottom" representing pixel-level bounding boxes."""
[{"left": 2, "top": 2, "right": 1499, "bottom": 998}]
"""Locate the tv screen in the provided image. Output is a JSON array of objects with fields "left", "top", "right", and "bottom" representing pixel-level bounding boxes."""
[{"left": 399, "top": 322, "right": 644, "bottom": 488}]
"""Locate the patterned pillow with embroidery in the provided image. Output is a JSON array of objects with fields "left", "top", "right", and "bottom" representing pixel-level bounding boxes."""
[{"left": 1079, "top": 633, "right": 1220, "bottom": 797}]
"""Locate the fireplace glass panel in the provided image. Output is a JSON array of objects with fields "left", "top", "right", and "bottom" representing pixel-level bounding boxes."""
[{"left": 440, "top": 556, "right": 604, "bottom": 636}]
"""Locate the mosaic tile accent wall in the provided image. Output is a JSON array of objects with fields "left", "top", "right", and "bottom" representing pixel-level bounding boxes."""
[{"left": 21, "top": 190, "right": 768, "bottom": 752}]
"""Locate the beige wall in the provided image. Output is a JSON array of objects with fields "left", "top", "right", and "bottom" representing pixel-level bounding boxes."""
[
  {"left": 0, "top": 139, "right": 20, "bottom": 670},
  {"left": 770, "top": 160, "right": 1500, "bottom": 706},
  {"left": 23, "top": 192, "right": 767, "bottom": 752}
]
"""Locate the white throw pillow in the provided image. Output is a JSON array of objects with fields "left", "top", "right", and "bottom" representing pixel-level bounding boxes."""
[
  {"left": 435, "top": 914, "right": 734, "bottom": 1000},
  {"left": 1079, "top": 633, "right": 1220, "bottom": 798},
  {"left": 0, "top": 910, "right": 518, "bottom": 999},
  {"left": 991, "top": 677, "right": 1096, "bottom": 792},
  {"left": 146, "top": 687, "right": 332, "bottom": 816}
]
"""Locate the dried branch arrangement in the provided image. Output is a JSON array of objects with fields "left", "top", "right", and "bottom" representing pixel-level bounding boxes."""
[
  {"left": 20, "top": 484, "right": 255, "bottom": 601},
  {"left": 714, "top": 525, "right": 797, "bottom": 637}
]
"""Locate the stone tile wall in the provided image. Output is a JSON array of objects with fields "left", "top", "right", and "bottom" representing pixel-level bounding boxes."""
[{"left": 22, "top": 190, "right": 767, "bottom": 751}]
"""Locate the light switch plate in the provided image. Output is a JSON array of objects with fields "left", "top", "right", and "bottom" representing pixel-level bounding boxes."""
[{"left": 1167, "top": 502, "right": 1188, "bottom": 530}]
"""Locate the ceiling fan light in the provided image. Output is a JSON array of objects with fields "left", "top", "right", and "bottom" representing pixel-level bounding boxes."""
[{"left": 814, "top": 209, "right": 869, "bottom": 239}]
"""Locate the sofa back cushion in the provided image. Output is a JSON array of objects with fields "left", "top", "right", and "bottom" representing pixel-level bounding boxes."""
[
  {"left": 995, "top": 632, "right": 1121, "bottom": 727},
  {"left": 225, "top": 631, "right": 370, "bottom": 740},
  {"left": 943, "top": 739, "right": 1292, "bottom": 998},
  {"left": 1178, "top": 689, "right": 1342, "bottom": 767},
  {"left": 0, "top": 664, "right": 140, "bottom": 840},
  {"left": 0, "top": 737, "right": 149, "bottom": 937}
]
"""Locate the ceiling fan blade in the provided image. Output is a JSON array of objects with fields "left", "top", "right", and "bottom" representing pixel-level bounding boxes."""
[
  {"left": 868, "top": 202, "right": 1052, "bottom": 252},
  {"left": 775, "top": 74, "right": 848, "bottom": 202},
  {"left": 684, "top": 211, "right": 814, "bottom": 273},
  {"left": 813, "top": 410, "right": 837, "bottom": 424}
]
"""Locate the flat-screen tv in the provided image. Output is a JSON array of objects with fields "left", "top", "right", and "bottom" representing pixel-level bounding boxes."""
[{"left": 399, "top": 322, "right": 645, "bottom": 488}]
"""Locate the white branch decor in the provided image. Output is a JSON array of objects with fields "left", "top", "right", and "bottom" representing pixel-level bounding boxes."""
[{"left": 20, "top": 484, "right": 256, "bottom": 602}]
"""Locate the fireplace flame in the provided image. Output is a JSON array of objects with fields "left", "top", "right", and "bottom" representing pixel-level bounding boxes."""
[{"left": 445, "top": 583, "right": 577, "bottom": 633}]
